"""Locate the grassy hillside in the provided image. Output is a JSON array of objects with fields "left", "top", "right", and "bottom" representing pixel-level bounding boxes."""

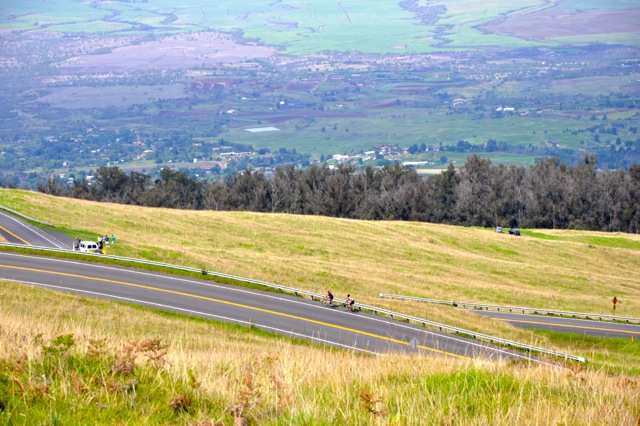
[
  {"left": 1, "top": 188, "right": 639, "bottom": 364},
  {"left": 1, "top": 281, "right": 638, "bottom": 425},
  {"left": 2, "top": 188, "right": 639, "bottom": 315},
  {"left": 1, "top": 188, "right": 640, "bottom": 423}
]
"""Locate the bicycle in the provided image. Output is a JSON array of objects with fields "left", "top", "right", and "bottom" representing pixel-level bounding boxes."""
[
  {"left": 343, "top": 294, "right": 356, "bottom": 312},
  {"left": 321, "top": 295, "right": 335, "bottom": 307}
]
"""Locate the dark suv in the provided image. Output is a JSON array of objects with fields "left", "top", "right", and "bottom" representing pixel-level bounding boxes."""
[{"left": 508, "top": 228, "right": 521, "bottom": 236}]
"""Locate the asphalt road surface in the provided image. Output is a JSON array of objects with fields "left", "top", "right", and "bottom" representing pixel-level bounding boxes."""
[
  {"left": 472, "top": 310, "right": 640, "bottom": 339},
  {"left": 0, "top": 210, "right": 566, "bottom": 364},
  {"left": 0, "top": 210, "right": 73, "bottom": 248},
  {"left": 0, "top": 251, "right": 560, "bottom": 363}
]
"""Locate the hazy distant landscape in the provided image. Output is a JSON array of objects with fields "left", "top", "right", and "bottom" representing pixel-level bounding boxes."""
[
  {"left": 1, "top": 3, "right": 640, "bottom": 422},
  {"left": 0, "top": 0, "right": 638, "bottom": 187}
]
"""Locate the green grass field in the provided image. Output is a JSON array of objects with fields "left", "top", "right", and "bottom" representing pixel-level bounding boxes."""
[
  {"left": 1, "top": 188, "right": 639, "bottom": 363},
  {"left": 1, "top": 188, "right": 639, "bottom": 423},
  {"left": 2, "top": 280, "right": 638, "bottom": 424},
  {"left": 221, "top": 106, "right": 626, "bottom": 160}
]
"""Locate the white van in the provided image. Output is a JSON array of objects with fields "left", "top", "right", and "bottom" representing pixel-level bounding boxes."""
[{"left": 78, "top": 241, "right": 102, "bottom": 254}]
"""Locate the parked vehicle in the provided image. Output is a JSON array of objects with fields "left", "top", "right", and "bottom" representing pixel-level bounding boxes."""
[
  {"left": 495, "top": 226, "right": 503, "bottom": 233},
  {"left": 508, "top": 228, "right": 521, "bottom": 236},
  {"left": 76, "top": 241, "right": 102, "bottom": 253}
]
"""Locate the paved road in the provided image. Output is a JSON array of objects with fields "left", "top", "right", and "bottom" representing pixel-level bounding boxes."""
[
  {"left": 0, "top": 251, "right": 557, "bottom": 363},
  {"left": 472, "top": 310, "right": 640, "bottom": 338},
  {"left": 0, "top": 210, "right": 73, "bottom": 248},
  {"left": 0, "top": 210, "right": 565, "bottom": 364}
]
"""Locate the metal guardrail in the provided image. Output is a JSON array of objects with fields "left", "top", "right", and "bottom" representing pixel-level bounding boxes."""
[
  {"left": 0, "top": 241, "right": 322, "bottom": 298},
  {"left": 379, "top": 294, "right": 640, "bottom": 324},
  {"left": 0, "top": 205, "right": 55, "bottom": 227},
  {"left": 345, "top": 300, "right": 586, "bottom": 363},
  {"left": 0, "top": 242, "right": 586, "bottom": 363}
]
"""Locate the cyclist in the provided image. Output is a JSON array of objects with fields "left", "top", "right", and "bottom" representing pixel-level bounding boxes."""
[
  {"left": 344, "top": 294, "right": 355, "bottom": 311},
  {"left": 327, "top": 290, "right": 334, "bottom": 303},
  {"left": 323, "top": 290, "right": 334, "bottom": 306}
]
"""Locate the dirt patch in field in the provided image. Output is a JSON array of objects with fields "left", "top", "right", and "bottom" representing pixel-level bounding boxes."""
[
  {"left": 363, "top": 100, "right": 401, "bottom": 109},
  {"left": 159, "top": 110, "right": 216, "bottom": 117},
  {"left": 622, "top": 81, "right": 640, "bottom": 95},
  {"left": 58, "top": 32, "right": 276, "bottom": 73},
  {"left": 389, "top": 81, "right": 465, "bottom": 93},
  {"left": 482, "top": 8, "right": 640, "bottom": 42}
]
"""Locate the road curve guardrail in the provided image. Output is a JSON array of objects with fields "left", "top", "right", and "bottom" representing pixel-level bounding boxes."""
[
  {"left": 379, "top": 294, "right": 640, "bottom": 324},
  {"left": 0, "top": 205, "right": 55, "bottom": 227},
  {"left": 0, "top": 242, "right": 586, "bottom": 363}
]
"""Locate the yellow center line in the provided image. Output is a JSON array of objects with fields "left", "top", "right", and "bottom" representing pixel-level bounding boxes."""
[
  {"left": 0, "top": 225, "right": 31, "bottom": 245},
  {"left": 0, "top": 264, "right": 467, "bottom": 359},
  {"left": 507, "top": 318, "right": 640, "bottom": 335}
]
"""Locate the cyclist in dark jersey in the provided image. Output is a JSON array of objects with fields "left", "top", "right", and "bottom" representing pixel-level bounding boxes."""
[{"left": 326, "top": 290, "right": 334, "bottom": 303}]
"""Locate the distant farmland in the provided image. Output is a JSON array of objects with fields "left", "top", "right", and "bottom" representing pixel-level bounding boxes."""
[
  {"left": 2, "top": 1, "right": 638, "bottom": 53},
  {"left": 0, "top": 0, "right": 638, "bottom": 181}
]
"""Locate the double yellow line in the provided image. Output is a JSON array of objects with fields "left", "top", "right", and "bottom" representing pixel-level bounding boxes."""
[
  {"left": 0, "top": 225, "right": 31, "bottom": 245},
  {"left": 0, "top": 264, "right": 468, "bottom": 358}
]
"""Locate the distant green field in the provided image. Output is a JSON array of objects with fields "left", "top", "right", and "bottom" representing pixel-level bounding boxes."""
[
  {"left": 2, "top": 0, "right": 638, "bottom": 53},
  {"left": 222, "top": 107, "right": 624, "bottom": 157},
  {"left": 2, "top": 0, "right": 638, "bottom": 176}
]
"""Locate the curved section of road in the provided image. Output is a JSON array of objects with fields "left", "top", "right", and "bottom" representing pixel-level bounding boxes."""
[
  {"left": 0, "top": 210, "right": 573, "bottom": 364},
  {"left": 472, "top": 311, "right": 640, "bottom": 338},
  {"left": 0, "top": 211, "right": 73, "bottom": 248},
  {"left": 0, "top": 252, "right": 557, "bottom": 364}
]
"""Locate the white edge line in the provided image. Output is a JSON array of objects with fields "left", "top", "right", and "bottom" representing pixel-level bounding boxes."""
[
  {"left": 0, "top": 212, "right": 65, "bottom": 248},
  {"left": 12, "top": 280, "right": 381, "bottom": 356},
  {"left": 0, "top": 252, "right": 569, "bottom": 366}
]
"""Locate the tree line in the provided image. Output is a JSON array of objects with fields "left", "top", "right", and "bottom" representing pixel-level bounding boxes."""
[{"left": 36, "top": 155, "right": 640, "bottom": 233}]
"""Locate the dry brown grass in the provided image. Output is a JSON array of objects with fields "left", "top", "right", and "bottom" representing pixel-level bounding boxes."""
[
  {"left": 2, "top": 189, "right": 638, "bottom": 318},
  {"left": 2, "top": 189, "right": 640, "bottom": 369},
  {"left": 1, "top": 280, "right": 638, "bottom": 424}
]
